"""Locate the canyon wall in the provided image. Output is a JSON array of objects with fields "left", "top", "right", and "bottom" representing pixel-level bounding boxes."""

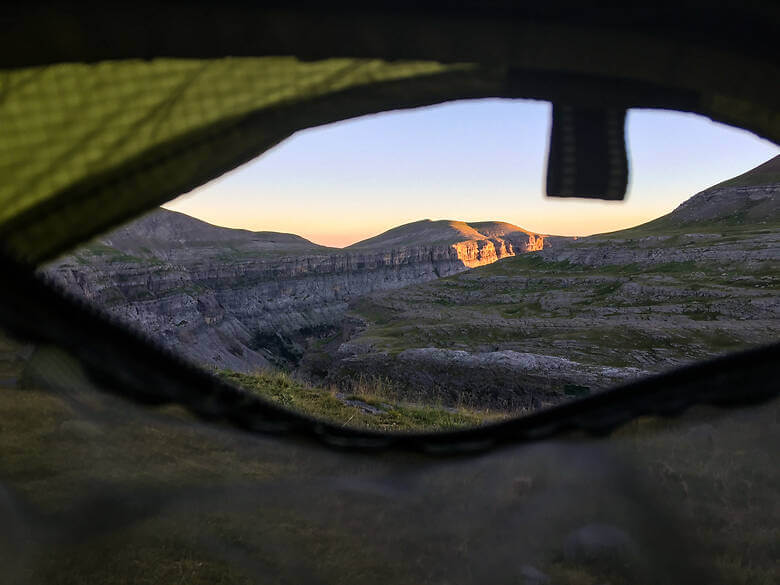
[
  {"left": 44, "top": 214, "right": 546, "bottom": 372},
  {"left": 453, "top": 234, "right": 544, "bottom": 268}
]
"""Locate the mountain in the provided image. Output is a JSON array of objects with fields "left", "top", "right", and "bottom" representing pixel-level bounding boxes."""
[
  {"left": 713, "top": 154, "right": 780, "bottom": 189},
  {"left": 348, "top": 219, "right": 545, "bottom": 268},
  {"left": 348, "top": 220, "right": 489, "bottom": 249},
  {"left": 87, "top": 207, "right": 333, "bottom": 260},
  {"left": 327, "top": 156, "right": 780, "bottom": 409},
  {"left": 537, "top": 155, "right": 779, "bottom": 267},
  {"left": 617, "top": 155, "right": 779, "bottom": 234},
  {"left": 44, "top": 211, "right": 548, "bottom": 372},
  {"left": 349, "top": 219, "right": 544, "bottom": 250},
  {"left": 42, "top": 155, "right": 778, "bottom": 408}
]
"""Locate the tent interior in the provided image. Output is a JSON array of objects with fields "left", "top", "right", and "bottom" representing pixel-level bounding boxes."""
[{"left": 0, "top": 3, "right": 778, "bottom": 584}]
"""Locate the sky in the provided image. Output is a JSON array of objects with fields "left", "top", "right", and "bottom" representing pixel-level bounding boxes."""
[{"left": 164, "top": 99, "right": 778, "bottom": 248}]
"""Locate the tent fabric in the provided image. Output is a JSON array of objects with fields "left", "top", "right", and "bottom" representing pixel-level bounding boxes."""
[
  {"left": 5, "top": 3, "right": 778, "bottom": 69},
  {"left": 0, "top": 4, "right": 778, "bottom": 263},
  {"left": 0, "top": 58, "right": 492, "bottom": 263}
]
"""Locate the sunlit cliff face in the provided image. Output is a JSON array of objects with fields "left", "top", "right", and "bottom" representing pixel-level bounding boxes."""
[
  {"left": 525, "top": 234, "right": 545, "bottom": 251},
  {"left": 452, "top": 234, "right": 545, "bottom": 268}
]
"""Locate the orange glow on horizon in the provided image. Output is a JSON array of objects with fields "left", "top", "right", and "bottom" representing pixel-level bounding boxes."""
[{"left": 162, "top": 202, "right": 671, "bottom": 248}]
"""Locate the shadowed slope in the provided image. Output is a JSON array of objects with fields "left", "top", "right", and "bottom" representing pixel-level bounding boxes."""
[{"left": 95, "top": 208, "right": 333, "bottom": 259}]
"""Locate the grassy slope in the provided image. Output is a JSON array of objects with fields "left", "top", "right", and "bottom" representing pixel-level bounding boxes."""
[
  {"left": 597, "top": 155, "right": 779, "bottom": 238},
  {"left": 712, "top": 154, "right": 780, "bottom": 189},
  {"left": 598, "top": 216, "right": 780, "bottom": 239},
  {"left": 220, "top": 370, "right": 501, "bottom": 431}
]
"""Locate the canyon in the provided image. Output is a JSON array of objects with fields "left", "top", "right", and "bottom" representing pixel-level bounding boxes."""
[
  {"left": 42, "top": 155, "right": 780, "bottom": 410},
  {"left": 44, "top": 214, "right": 548, "bottom": 373}
]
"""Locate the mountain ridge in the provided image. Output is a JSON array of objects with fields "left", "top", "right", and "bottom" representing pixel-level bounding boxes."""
[
  {"left": 600, "top": 154, "right": 780, "bottom": 237},
  {"left": 120, "top": 212, "right": 547, "bottom": 256},
  {"left": 43, "top": 154, "right": 778, "bottom": 375},
  {"left": 99, "top": 208, "right": 333, "bottom": 258},
  {"left": 712, "top": 154, "right": 780, "bottom": 189},
  {"left": 346, "top": 219, "right": 543, "bottom": 250}
]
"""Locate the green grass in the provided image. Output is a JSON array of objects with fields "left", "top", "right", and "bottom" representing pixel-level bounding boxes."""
[
  {"left": 77, "top": 243, "right": 160, "bottom": 265},
  {"left": 475, "top": 255, "right": 583, "bottom": 276},
  {"left": 500, "top": 300, "right": 545, "bottom": 318},
  {"left": 683, "top": 309, "right": 721, "bottom": 321},
  {"left": 219, "top": 369, "right": 499, "bottom": 432},
  {"left": 350, "top": 298, "right": 399, "bottom": 326},
  {"left": 595, "top": 217, "right": 780, "bottom": 240}
]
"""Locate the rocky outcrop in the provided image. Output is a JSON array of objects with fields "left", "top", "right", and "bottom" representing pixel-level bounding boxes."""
[
  {"left": 667, "top": 183, "right": 777, "bottom": 225},
  {"left": 540, "top": 227, "right": 779, "bottom": 268},
  {"left": 540, "top": 182, "right": 779, "bottom": 268}
]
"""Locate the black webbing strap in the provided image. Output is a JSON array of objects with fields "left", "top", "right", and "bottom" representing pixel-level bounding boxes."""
[{"left": 546, "top": 105, "right": 628, "bottom": 200}]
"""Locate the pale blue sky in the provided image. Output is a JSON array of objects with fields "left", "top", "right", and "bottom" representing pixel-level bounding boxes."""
[{"left": 165, "top": 99, "right": 778, "bottom": 247}]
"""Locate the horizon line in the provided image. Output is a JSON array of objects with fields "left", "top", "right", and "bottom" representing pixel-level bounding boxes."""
[{"left": 158, "top": 206, "right": 660, "bottom": 249}]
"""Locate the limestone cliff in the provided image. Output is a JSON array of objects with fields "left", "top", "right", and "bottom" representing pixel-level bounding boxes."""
[{"left": 43, "top": 211, "right": 547, "bottom": 371}]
